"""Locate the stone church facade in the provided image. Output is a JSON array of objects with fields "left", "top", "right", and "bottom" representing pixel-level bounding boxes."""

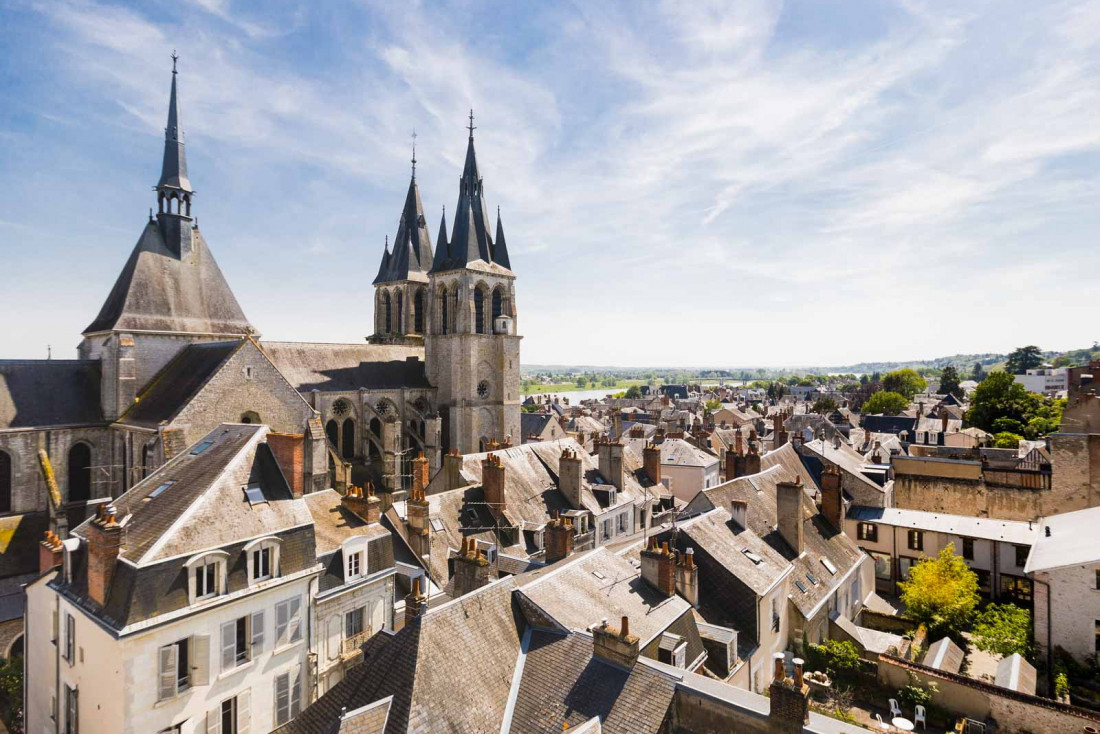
[{"left": 0, "top": 63, "right": 522, "bottom": 596}]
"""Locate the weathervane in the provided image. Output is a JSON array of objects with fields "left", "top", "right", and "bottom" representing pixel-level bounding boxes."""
[
  {"left": 171, "top": 50, "right": 178, "bottom": 74},
  {"left": 411, "top": 129, "right": 417, "bottom": 179},
  {"left": 467, "top": 109, "right": 476, "bottom": 138}
]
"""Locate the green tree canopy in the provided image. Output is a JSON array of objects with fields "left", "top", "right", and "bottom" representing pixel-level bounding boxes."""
[
  {"left": 971, "top": 362, "right": 986, "bottom": 381},
  {"left": 939, "top": 365, "right": 963, "bottom": 399},
  {"left": 898, "top": 544, "right": 980, "bottom": 638},
  {"left": 966, "top": 371, "right": 1039, "bottom": 432},
  {"left": 882, "top": 368, "right": 927, "bottom": 399},
  {"left": 862, "top": 391, "right": 908, "bottom": 415},
  {"left": 623, "top": 385, "right": 642, "bottom": 399},
  {"left": 1005, "top": 345, "right": 1044, "bottom": 375},
  {"left": 992, "top": 431, "right": 1023, "bottom": 448},
  {"left": 971, "top": 603, "right": 1034, "bottom": 660},
  {"left": 812, "top": 396, "right": 839, "bottom": 414}
]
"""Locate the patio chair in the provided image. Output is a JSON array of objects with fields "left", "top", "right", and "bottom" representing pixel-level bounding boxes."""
[
  {"left": 889, "top": 698, "right": 902, "bottom": 718},
  {"left": 875, "top": 713, "right": 892, "bottom": 731},
  {"left": 914, "top": 704, "right": 926, "bottom": 730}
]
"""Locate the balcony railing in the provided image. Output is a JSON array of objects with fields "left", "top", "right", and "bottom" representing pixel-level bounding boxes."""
[{"left": 341, "top": 629, "right": 371, "bottom": 657}]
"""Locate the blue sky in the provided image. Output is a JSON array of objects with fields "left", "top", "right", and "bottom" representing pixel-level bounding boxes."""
[{"left": 1, "top": 0, "right": 1098, "bottom": 367}]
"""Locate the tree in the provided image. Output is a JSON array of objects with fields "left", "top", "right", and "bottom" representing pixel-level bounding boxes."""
[
  {"left": 623, "top": 385, "right": 642, "bottom": 399},
  {"left": 966, "top": 371, "right": 1040, "bottom": 433},
  {"left": 992, "top": 431, "right": 1023, "bottom": 448},
  {"left": 812, "top": 397, "right": 839, "bottom": 414},
  {"left": 1005, "top": 345, "right": 1043, "bottom": 375},
  {"left": 898, "top": 544, "right": 980, "bottom": 638},
  {"left": 971, "top": 362, "right": 986, "bottom": 382},
  {"left": 862, "top": 391, "right": 908, "bottom": 415},
  {"left": 705, "top": 398, "right": 722, "bottom": 411},
  {"left": 939, "top": 365, "right": 963, "bottom": 399},
  {"left": 971, "top": 604, "right": 1034, "bottom": 660},
  {"left": 575, "top": 376, "right": 587, "bottom": 388},
  {"left": 882, "top": 369, "right": 927, "bottom": 399}
]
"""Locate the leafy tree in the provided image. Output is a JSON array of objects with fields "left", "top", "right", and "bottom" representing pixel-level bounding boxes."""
[
  {"left": 992, "top": 417, "right": 1025, "bottom": 435},
  {"left": 939, "top": 365, "right": 963, "bottom": 399},
  {"left": 806, "top": 639, "right": 862, "bottom": 679},
  {"left": 862, "top": 391, "right": 908, "bottom": 415},
  {"left": 971, "top": 362, "right": 986, "bottom": 381},
  {"left": 859, "top": 374, "right": 869, "bottom": 386},
  {"left": 992, "top": 431, "right": 1023, "bottom": 448},
  {"left": 623, "top": 385, "right": 642, "bottom": 399},
  {"left": 898, "top": 544, "right": 980, "bottom": 638},
  {"left": 705, "top": 399, "right": 723, "bottom": 411},
  {"left": 971, "top": 604, "right": 1034, "bottom": 660},
  {"left": 966, "top": 371, "right": 1039, "bottom": 432},
  {"left": 0, "top": 655, "right": 21, "bottom": 734},
  {"left": 812, "top": 397, "right": 839, "bottom": 414},
  {"left": 575, "top": 376, "right": 587, "bottom": 388},
  {"left": 1005, "top": 345, "right": 1043, "bottom": 375},
  {"left": 882, "top": 368, "right": 927, "bottom": 399}
]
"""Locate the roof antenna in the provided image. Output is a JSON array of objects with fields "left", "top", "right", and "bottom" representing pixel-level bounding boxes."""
[
  {"left": 411, "top": 128, "right": 417, "bottom": 179},
  {"left": 467, "top": 108, "right": 476, "bottom": 139}
]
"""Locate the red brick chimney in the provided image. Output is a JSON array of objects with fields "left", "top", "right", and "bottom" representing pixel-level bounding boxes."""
[
  {"left": 86, "top": 504, "right": 123, "bottom": 607},
  {"left": 774, "top": 412, "right": 788, "bottom": 448},
  {"left": 342, "top": 483, "right": 381, "bottom": 524},
  {"left": 411, "top": 451, "right": 430, "bottom": 498},
  {"left": 592, "top": 616, "right": 639, "bottom": 669},
  {"left": 641, "top": 538, "right": 676, "bottom": 596},
  {"left": 266, "top": 432, "right": 305, "bottom": 497},
  {"left": 776, "top": 477, "right": 804, "bottom": 555},
  {"left": 39, "top": 530, "right": 64, "bottom": 573},
  {"left": 643, "top": 442, "right": 662, "bottom": 486},
  {"left": 558, "top": 448, "right": 583, "bottom": 509},
  {"left": 820, "top": 464, "right": 844, "bottom": 532},
  {"left": 743, "top": 443, "right": 761, "bottom": 476},
  {"left": 769, "top": 652, "right": 809, "bottom": 732},
  {"left": 941, "top": 410, "right": 949, "bottom": 434},
  {"left": 544, "top": 512, "right": 574, "bottom": 563},
  {"left": 404, "top": 576, "right": 428, "bottom": 627},
  {"left": 482, "top": 453, "right": 506, "bottom": 521}
]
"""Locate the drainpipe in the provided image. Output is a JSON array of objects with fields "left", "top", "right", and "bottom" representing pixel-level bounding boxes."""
[{"left": 1031, "top": 575, "right": 1054, "bottom": 696}]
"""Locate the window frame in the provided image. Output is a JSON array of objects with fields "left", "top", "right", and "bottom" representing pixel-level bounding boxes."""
[
  {"left": 962, "top": 537, "right": 974, "bottom": 561},
  {"left": 220, "top": 616, "right": 252, "bottom": 673},
  {"left": 857, "top": 522, "right": 878, "bottom": 543},
  {"left": 244, "top": 537, "right": 281, "bottom": 585},
  {"left": 186, "top": 551, "right": 229, "bottom": 604},
  {"left": 1014, "top": 544, "right": 1029, "bottom": 568},
  {"left": 907, "top": 529, "right": 924, "bottom": 552},
  {"left": 64, "top": 684, "right": 78, "bottom": 734},
  {"left": 274, "top": 596, "right": 303, "bottom": 649}
]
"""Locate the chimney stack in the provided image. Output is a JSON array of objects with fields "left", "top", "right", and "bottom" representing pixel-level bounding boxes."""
[
  {"left": 819, "top": 464, "right": 844, "bottom": 532},
  {"left": 559, "top": 448, "right": 583, "bottom": 509},
  {"left": 643, "top": 442, "right": 662, "bottom": 486},
  {"left": 544, "top": 512, "right": 574, "bottom": 563},
  {"left": 411, "top": 451, "right": 430, "bottom": 498},
  {"left": 482, "top": 453, "right": 507, "bottom": 521},
  {"left": 941, "top": 410, "right": 949, "bottom": 435},
  {"left": 773, "top": 412, "right": 788, "bottom": 448},
  {"left": 768, "top": 652, "right": 810, "bottom": 732},
  {"left": 86, "top": 503, "right": 123, "bottom": 607},
  {"left": 592, "top": 616, "right": 639, "bottom": 669},
  {"left": 675, "top": 547, "right": 699, "bottom": 607},
  {"left": 776, "top": 476, "right": 804, "bottom": 555},
  {"left": 406, "top": 484, "right": 431, "bottom": 559},
  {"left": 597, "top": 439, "right": 624, "bottom": 491},
  {"left": 729, "top": 500, "right": 748, "bottom": 531},
  {"left": 443, "top": 448, "right": 464, "bottom": 491},
  {"left": 641, "top": 538, "right": 677, "bottom": 596},
  {"left": 743, "top": 442, "right": 761, "bottom": 476},
  {"left": 266, "top": 432, "right": 305, "bottom": 497},
  {"left": 404, "top": 576, "right": 428, "bottom": 627},
  {"left": 342, "top": 483, "right": 381, "bottom": 525},
  {"left": 451, "top": 537, "right": 491, "bottom": 598},
  {"left": 39, "top": 530, "right": 64, "bottom": 573}
]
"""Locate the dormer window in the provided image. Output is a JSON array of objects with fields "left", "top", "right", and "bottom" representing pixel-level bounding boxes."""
[
  {"left": 347, "top": 552, "right": 361, "bottom": 577},
  {"left": 186, "top": 552, "right": 228, "bottom": 604},
  {"left": 342, "top": 536, "right": 369, "bottom": 583},
  {"left": 244, "top": 538, "right": 281, "bottom": 585}
]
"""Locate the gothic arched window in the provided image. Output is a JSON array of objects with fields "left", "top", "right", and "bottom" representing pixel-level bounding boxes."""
[
  {"left": 413, "top": 289, "right": 425, "bottom": 334},
  {"left": 395, "top": 292, "right": 404, "bottom": 334},
  {"left": 68, "top": 443, "right": 92, "bottom": 503},
  {"left": 0, "top": 451, "right": 10, "bottom": 514},
  {"left": 384, "top": 292, "right": 392, "bottom": 333},
  {"left": 326, "top": 419, "right": 339, "bottom": 449},
  {"left": 492, "top": 287, "right": 503, "bottom": 326},
  {"left": 341, "top": 418, "right": 356, "bottom": 460},
  {"left": 451, "top": 287, "right": 459, "bottom": 333},
  {"left": 474, "top": 288, "right": 486, "bottom": 335},
  {"left": 440, "top": 286, "right": 450, "bottom": 335}
]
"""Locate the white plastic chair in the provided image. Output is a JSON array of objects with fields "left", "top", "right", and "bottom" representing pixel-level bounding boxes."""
[
  {"left": 889, "top": 698, "right": 902, "bottom": 718},
  {"left": 875, "top": 713, "right": 891, "bottom": 731},
  {"left": 914, "top": 704, "right": 926, "bottom": 729}
]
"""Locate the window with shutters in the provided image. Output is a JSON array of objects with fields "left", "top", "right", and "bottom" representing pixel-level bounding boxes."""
[
  {"left": 63, "top": 684, "right": 77, "bottom": 734},
  {"left": 158, "top": 635, "right": 209, "bottom": 701},
  {"left": 220, "top": 617, "right": 250, "bottom": 672},
  {"left": 274, "top": 596, "right": 302, "bottom": 649},
  {"left": 250, "top": 610, "right": 264, "bottom": 658},
  {"left": 345, "top": 607, "right": 364, "bottom": 639},
  {"left": 64, "top": 613, "right": 75, "bottom": 664},
  {"left": 208, "top": 690, "right": 250, "bottom": 734},
  {"left": 274, "top": 666, "right": 302, "bottom": 726}
]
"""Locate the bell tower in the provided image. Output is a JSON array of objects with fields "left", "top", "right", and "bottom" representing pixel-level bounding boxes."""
[{"left": 425, "top": 113, "right": 521, "bottom": 453}]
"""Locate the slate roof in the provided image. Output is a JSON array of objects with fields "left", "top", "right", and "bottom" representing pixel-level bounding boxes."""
[
  {"left": 84, "top": 222, "right": 254, "bottom": 336},
  {"left": 848, "top": 506, "right": 1036, "bottom": 545},
  {"left": 0, "top": 361, "right": 103, "bottom": 428},
  {"left": 260, "top": 342, "right": 430, "bottom": 392},
  {"left": 117, "top": 340, "right": 242, "bottom": 427},
  {"left": 521, "top": 412, "right": 556, "bottom": 439},
  {"left": 659, "top": 438, "right": 718, "bottom": 468},
  {"left": 305, "top": 490, "right": 394, "bottom": 594},
  {"left": 860, "top": 414, "right": 917, "bottom": 435},
  {"left": 510, "top": 630, "right": 678, "bottom": 734},
  {"left": 373, "top": 176, "right": 433, "bottom": 285},
  {"left": 676, "top": 507, "right": 788, "bottom": 597},
  {"left": 1025, "top": 505, "right": 1100, "bottom": 573},
  {"left": 801, "top": 439, "right": 888, "bottom": 496}
]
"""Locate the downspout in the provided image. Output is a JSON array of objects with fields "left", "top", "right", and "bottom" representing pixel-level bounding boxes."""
[
  {"left": 53, "top": 592, "right": 60, "bottom": 734},
  {"left": 1032, "top": 575, "right": 1053, "bottom": 696}
]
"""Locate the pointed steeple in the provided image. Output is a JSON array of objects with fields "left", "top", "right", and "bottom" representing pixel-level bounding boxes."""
[
  {"left": 373, "top": 236, "right": 392, "bottom": 285},
  {"left": 157, "top": 51, "right": 191, "bottom": 194},
  {"left": 493, "top": 206, "right": 512, "bottom": 270},
  {"left": 432, "top": 206, "right": 449, "bottom": 270},
  {"left": 374, "top": 168, "right": 434, "bottom": 285}
]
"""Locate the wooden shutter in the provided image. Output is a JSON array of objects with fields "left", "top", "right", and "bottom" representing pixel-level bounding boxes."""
[
  {"left": 158, "top": 644, "right": 178, "bottom": 701},
  {"left": 326, "top": 616, "right": 340, "bottom": 660},
  {"left": 250, "top": 610, "right": 264, "bottom": 657},
  {"left": 220, "top": 621, "right": 236, "bottom": 672},
  {"left": 52, "top": 609, "right": 58, "bottom": 643},
  {"left": 66, "top": 614, "right": 75, "bottom": 663},
  {"left": 274, "top": 672, "right": 289, "bottom": 725},
  {"left": 291, "top": 664, "right": 302, "bottom": 718},
  {"left": 206, "top": 705, "right": 221, "bottom": 734},
  {"left": 289, "top": 597, "right": 302, "bottom": 643},
  {"left": 275, "top": 601, "right": 288, "bottom": 646},
  {"left": 191, "top": 635, "right": 210, "bottom": 686},
  {"left": 237, "top": 688, "right": 251, "bottom": 734}
]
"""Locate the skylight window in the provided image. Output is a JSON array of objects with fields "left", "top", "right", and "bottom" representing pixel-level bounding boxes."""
[
  {"left": 148, "top": 480, "right": 176, "bottom": 499},
  {"left": 741, "top": 549, "right": 763, "bottom": 565},
  {"left": 821, "top": 558, "right": 838, "bottom": 575},
  {"left": 591, "top": 570, "right": 606, "bottom": 580},
  {"left": 190, "top": 440, "right": 215, "bottom": 456},
  {"left": 794, "top": 579, "right": 808, "bottom": 593},
  {"left": 243, "top": 484, "right": 266, "bottom": 506},
  {"left": 806, "top": 571, "right": 819, "bottom": 586},
  {"left": 430, "top": 518, "right": 444, "bottom": 532}
]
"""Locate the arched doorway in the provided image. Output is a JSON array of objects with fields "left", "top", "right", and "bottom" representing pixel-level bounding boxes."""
[
  {"left": 341, "top": 418, "right": 356, "bottom": 460},
  {"left": 326, "top": 419, "right": 339, "bottom": 449},
  {"left": 368, "top": 418, "right": 382, "bottom": 461},
  {"left": 0, "top": 451, "right": 10, "bottom": 514},
  {"left": 68, "top": 443, "right": 92, "bottom": 503}
]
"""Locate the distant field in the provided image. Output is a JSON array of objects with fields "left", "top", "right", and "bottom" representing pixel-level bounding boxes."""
[{"left": 522, "top": 379, "right": 648, "bottom": 396}]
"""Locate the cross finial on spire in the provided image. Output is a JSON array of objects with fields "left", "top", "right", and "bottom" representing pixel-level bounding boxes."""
[
  {"left": 411, "top": 129, "right": 417, "bottom": 179},
  {"left": 467, "top": 109, "right": 476, "bottom": 139},
  {"left": 171, "top": 50, "right": 179, "bottom": 74}
]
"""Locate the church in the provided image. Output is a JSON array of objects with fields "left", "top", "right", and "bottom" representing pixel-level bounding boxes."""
[{"left": 0, "top": 61, "right": 521, "bottom": 598}]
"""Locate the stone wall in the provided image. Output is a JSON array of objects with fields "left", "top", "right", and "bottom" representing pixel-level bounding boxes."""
[
  {"left": 1034, "top": 564, "right": 1100, "bottom": 667},
  {"left": 893, "top": 472, "right": 1044, "bottom": 521},
  {"left": 0, "top": 426, "right": 114, "bottom": 513}
]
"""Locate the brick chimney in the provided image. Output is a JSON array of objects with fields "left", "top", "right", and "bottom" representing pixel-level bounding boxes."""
[
  {"left": 820, "top": 464, "right": 844, "bottom": 532},
  {"left": 39, "top": 530, "right": 64, "bottom": 573},
  {"left": 724, "top": 447, "right": 747, "bottom": 481},
  {"left": 773, "top": 412, "right": 788, "bottom": 448},
  {"left": 86, "top": 503, "right": 123, "bottom": 607},
  {"left": 342, "top": 483, "right": 381, "bottom": 524},
  {"left": 592, "top": 616, "right": 639, "bottom": 669},
  {"left": 544, "top": 512, "right": 574, "bottom": 563},
  {"left": 266, "top": 432, "right": 305, "bottom": 497},
  {"left": 743, "top": 443, "right": 761, "bottom": 476},
  {"left": 558, "top": 447, "right": 583, "bottom": 509},
  {"left": 941, "top": 409, "right": 949, "bottom": 434},
  {"left": 729, "top": 499, "right": 748, "bottom": 531},
  {"left": 776, "top": 477, "right": 804, "bottom": 555},
  {"left": 597, "top": 439, "right": 624, "bottom": 491},
  {"left": 675, "top": 547, "right": 699, "bottom": 607},
  {"left": 768, "top": 653, "right": 809, "bottom": 732},
  {"left": 406, "top": 484, "right": 431, "bottom": 559},
  {"left": 404, "top": 576, "right": 428, "bottom": 627},
  {"left": 451, "top": 537, "right": 491, "bottom": 598},
  {"left": 482, "top": 453, "right": 506, "bottom": 521},
  {"left": 411, "top": 451, "right": 430, "bottom": 498},
  {"left": 443, "top": 448, "right": 464, "bottom": 491},
  {"left": 640, "top": 538, "right": 676, "bottom": 596},
  {"left": 643, "top": 442, "right": 662, "bottom": 486}
]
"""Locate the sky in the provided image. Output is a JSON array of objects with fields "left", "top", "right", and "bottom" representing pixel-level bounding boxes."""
[{"left": 1, "top": 0, "right": 1098, "bottom": 368}]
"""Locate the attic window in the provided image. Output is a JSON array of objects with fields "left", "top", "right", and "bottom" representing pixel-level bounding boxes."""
[
  {"left": 148, "top": 480, "right": 176, "bottom": 499},
  {"left": 464, "top": 508, "right": 478, "bottom": 523},
  {"left": 190, "top": 440, "right": 214, "bottom": 456},
  {"left": 794, "top": 579, "right": 808, "bottom": 593},
  {"left": 806, "top": 571, "right": 819, "bottom": 586},
  {"left": 821, "top": 558, "right": 838, "bottom": 575},
  {"left": 430, "top": 518, "right": 444, "bottom": 532},
  {"left": 243, "top": 484, "right": 266, "bottom": 506},
  {"left": 591, "top": 570, "right": 606, "bottom": 580},
  {"left": 741, "top": 549, "right": 763, "bottom": 565}
]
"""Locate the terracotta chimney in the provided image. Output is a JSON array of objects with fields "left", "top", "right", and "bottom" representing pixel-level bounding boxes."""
[
  {"left": 597, "top": 439, "right": 624, "bottom": 491},
  {"left": 406, "top": 484, "right": 431, "bottom": 559},
  {"left": 86, "top": 504, "right": 123, "bottom": 607},
  {"left": 443, "top": 448, "right": 464, "bottom": 491},
  {"left": 482, "top": 453, "right": 507, "bottom": 521},
  {"left": 559, "top": 448, "right": 583, "bottom": 509},
  {"left": 39, "top": 530, "right": 64, "bottom": 573},
  {"left": 266, "top": 432, "right": 305, "bottom": 497},
  {"left": 404, "top": 576, "right": 428, "bottom": 626},
  {"left": 451, "top": 537, "right": 491, "bottom": 597},
  {"left": 729, "top": 500, "right": 748, "bottom": 531},
  {"left": 675, "top": 547, "right": 699, "bottom": 607},
  {"left": 769, "top": 652, "right": 810, "bottom": 731},
  {"left": 643, "top": 442, "right": 662, "bottom": 485},
  {"left": 544, "top": 513, "right": 574, "bottom": 563},
  {"left": 819, "top": 464, "right": 844, "bottom": 532},
  {"left": 773, "top": 412, "right": 788, "bottom": 448},
  {"left": 641, "top": 538, "right": 676, "bottom": 596},
  {"left": 411, "top": 451, "right": 430, "bottom": 497},
  {"left": 592, "top": 616, "right": 639, "bottom": 669},
  {"left": 776, "top": 476, "right": 804, "bottom": 555},
  {"left": 743, "top": 443, "right": 761, "bottom": 476}
]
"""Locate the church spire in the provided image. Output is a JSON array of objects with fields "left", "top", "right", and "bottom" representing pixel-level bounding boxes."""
[
  {"left": 157, "top": 51, "right": 191, "bottom": 195},
  {"left": 493, "top": 206, "right": 512, "bottom": 270},
  {"left": 373, "top": 154, "right": 434, "bottom": 285}
]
